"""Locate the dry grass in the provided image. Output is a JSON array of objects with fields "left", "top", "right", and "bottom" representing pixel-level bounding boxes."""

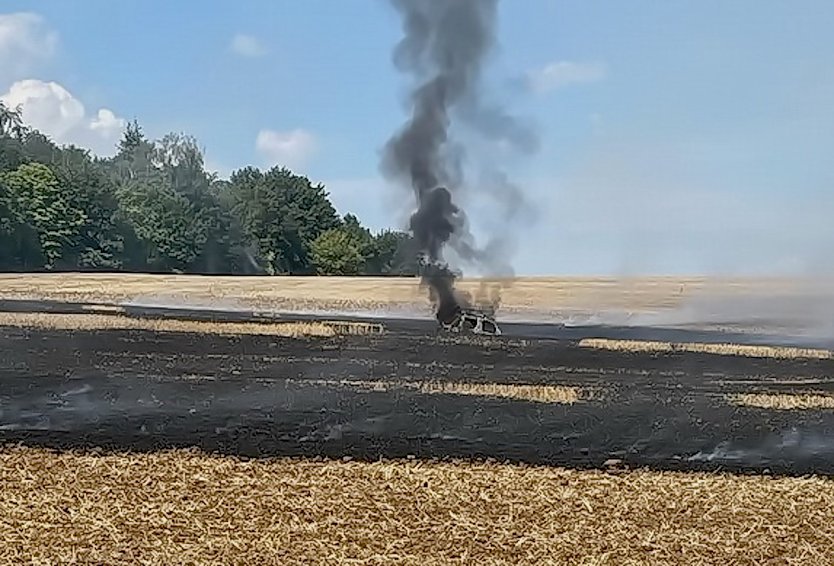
[
  {"left": 1, "top": 447, "right": 833, "bottom": 565},
  {"left": 419, "top": 381, "right": 581, "bottom": 403},
  {"left": 0, "top": 312, "right": 382, "bottom": 338},
  {"left": 298, "top": 379, "right": 583, "bottom": 404},
  {"left": 0, "top": 272, "right": 812, "bottom": 314},
  {"left": 730, "top": 392, "right": 834, "bottom": 410},
  {"left": 579, "top": 338, "right": 833, "bottom": 360}
]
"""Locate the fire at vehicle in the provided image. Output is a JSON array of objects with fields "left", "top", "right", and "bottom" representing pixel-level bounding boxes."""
[
  {"left": 439, "top": 306, "right": 502, "bottom": 336},
  {"left": 420, "top": 262, "right": 502, "bottom": 336},
  {"left": 381, "top": 1, "right": 534, "bottom": 336}
]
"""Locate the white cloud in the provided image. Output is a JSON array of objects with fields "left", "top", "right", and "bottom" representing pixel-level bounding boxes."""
[
  {"left": 255, "top": 128, "right": 316, "bottom": 169},
  {"left": 0, "top": 12, "right": 58, "bottom": 84},
  {"left": 230, "top": 34, "right": 267, "bottom": 58},
  {"left": 2, "top": 79, "right": 82, "bottom": 138},
  {"left": 1, "top": 79, "right": 126, "bottom": 155},
  {"left": 89, "top": 108, "right": 125, "bottom": 138},
  {"left": 526, "top": 61, "right": 606, "bottom": 94}
]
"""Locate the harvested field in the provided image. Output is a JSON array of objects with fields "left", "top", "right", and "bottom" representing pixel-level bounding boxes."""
[
  {"left": 2, "top": 446, "right": 833, "bottom": 565},
  {"left": 0, "top": 272, "right": 821, "bottom": 317},
  {"left": 579, "top": 338, "right": 833, "bottom": 360},
  {"left": 730, "top": 393, "right": 834, "bottom": 411},
  {"left": 3, "top": 287, "right": 834, "bottom": 564},
  {"left": 0, "top": 312, "right": 382, "bottom": 337}
]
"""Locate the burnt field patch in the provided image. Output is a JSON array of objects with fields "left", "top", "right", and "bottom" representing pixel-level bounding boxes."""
[{"left": 2, "top": 325, "right": 834, "bottom": 476}]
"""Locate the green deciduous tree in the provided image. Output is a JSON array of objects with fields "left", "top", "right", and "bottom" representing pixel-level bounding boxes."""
[
  {"left": 334, "top": 215, "right": 418, "bottom": 275},
  {"left": 0, "top": 175, "right": 42, "bottom": 269},
  {"left": 1, "top": 163, "right": 84, "bottom": 268},
  {"left": 51, "top": 147, "right": 124, "bottom": 269},
  {"left": 20, "top": 131, "right": 62, "bottom": 166},
  {"left": 154, "top": 133, "right": 232, "bottom": 273},
  {"left": 0, "top": 110, "right": 402, "bottom": 276},
  {"left": 118, "top": 119, "right": 145, "bottom": 156},
  {"left": 229, "top": 166, "right": 340, "bottom": 274},
  {"left": 371, "top": 229, "right": 419, "bottom": 275},
  {"left": 340, "top": 213, "right": 377, "bottom": 269},
  {"left": 310, "top": 228, "right": 364, "bottom": 275},
  {"left": 212, "top": 178, "right": 263, "bottom": 273},
  {"left": 116, "top": 173, "right": 206, "bottom": 272},
  {"left": 0, "top": 102, "right": 28, "bottom": 174},
  {"left": 109, "top": 129, "right": 235, "bottom": 272},
  {"left": 106, "top": 119, "right": 155, "bottom": 185}
]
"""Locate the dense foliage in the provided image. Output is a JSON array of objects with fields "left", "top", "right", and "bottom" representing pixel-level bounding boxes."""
[{"left": 0, "top": 103, "right": 417, "bottom": 275}]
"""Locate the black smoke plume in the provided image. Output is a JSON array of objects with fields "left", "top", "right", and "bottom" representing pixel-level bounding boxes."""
[{"left": 381, "top": 0, "right": 537, "bottom": 322}]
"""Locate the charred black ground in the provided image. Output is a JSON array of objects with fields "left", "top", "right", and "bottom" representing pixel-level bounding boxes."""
[{"left": 2, "top": 321, "right": 834, "bottom": 476}]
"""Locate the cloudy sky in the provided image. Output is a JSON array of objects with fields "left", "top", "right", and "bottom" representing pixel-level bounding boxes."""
[{"left": 1, "top": 1, "right": 833, "bottom": 276}]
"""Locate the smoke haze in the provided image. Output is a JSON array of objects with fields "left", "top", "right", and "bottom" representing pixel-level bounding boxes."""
[{"left": 381, "top": 0, "right": 538, "bottom": 320}]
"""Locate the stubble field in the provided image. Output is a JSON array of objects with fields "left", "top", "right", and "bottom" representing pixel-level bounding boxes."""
[
  {"left": 0, "top": 272, "right": 821, "bottom": 318},
  {"left": 2, "top": 273, "right": 834, "bottom": 564}
]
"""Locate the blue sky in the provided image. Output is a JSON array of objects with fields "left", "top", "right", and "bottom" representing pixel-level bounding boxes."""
[{"left": 1, "top": 1, "right": 833, "bottom": 275}]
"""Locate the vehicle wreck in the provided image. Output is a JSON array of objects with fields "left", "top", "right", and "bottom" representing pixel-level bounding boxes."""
[{"left": 439, "top": 307, "right": 502, "bottom": 336}]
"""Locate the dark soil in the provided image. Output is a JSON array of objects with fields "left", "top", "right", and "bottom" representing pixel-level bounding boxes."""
[{"left": 2, "top": 325, "right": 834, "bottom": 476}]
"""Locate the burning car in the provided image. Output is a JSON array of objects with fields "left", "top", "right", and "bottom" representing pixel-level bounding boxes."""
[{"left": 439, "top": 308, "right": 502, "bottom": 336}]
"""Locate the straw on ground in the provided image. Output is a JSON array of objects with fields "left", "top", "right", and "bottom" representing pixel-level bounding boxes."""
[
  {"left": 729, "top": 392, "right": 834, "bottom": 410},
  {"left": 1, "top": 447, "right": 832, "bottom": 565},
  {"left": 579, "top": 338, "right": 833, "bottom": 360},
  {"left": 0, "top": 312, "right": 381, "bottom": 338},
  {"left": 0, "top": 272, "right": 812, "bottom": 314},
  {"left": 297, "top": 379, "right": 583, "bottom": 404}
]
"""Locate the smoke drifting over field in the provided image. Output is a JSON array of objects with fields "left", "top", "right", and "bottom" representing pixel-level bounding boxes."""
[{"left": 381, "top": 0, "right": 538, "bottom": 320}]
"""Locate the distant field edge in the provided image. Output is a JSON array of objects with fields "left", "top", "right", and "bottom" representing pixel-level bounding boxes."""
[{"left": 0, "top": 271, "right": 824, "bottom": 282}]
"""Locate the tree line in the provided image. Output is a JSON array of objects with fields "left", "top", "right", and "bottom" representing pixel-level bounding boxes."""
[{"left": 0, "top": 102, "right": 419, "bottom": 276}]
